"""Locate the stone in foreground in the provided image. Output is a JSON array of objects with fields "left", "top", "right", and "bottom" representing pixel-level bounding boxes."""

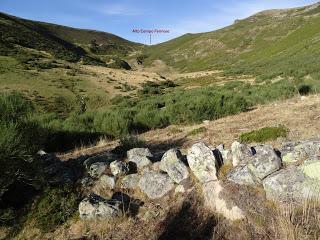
[
  {"left": 263, "top": 166, "right": 320, "bottom": 203},
  {"left": 88, "top": 162, "right": 107, "bottom": 178},
  {"left": 98, "top": 175, "right": 116, "bottom": 189},
  {"left": 187, "top": 142, "right": 217, "bottom": 183},
  {"left": 160, "top": 149, "right": 189, "bottom": 183},
  {"left": 248, "top": 145, "right": 282, "bottom": 180},
  {"left": 227, "top": 165, "right": 259, "bottom": 185},
  {"left": 139, "top": 171, "right": 174, "bottom": 199},
  {"left": 121, "top": 174, "right": 140, "bottom": 189},
  {"left": 231, "top": 141, "right": 253, "bottom": 167},
  {"left": 127, "top": 148, "right": 153, "bottom": 169},
  {"left": 79, "top": 194, "right": 122, "bottom": 220},
  {"left": 110, "top": 161, "right": 130, "bottom": 176}
]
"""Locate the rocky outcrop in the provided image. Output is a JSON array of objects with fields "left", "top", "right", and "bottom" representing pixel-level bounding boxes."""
[
  {"left": 78, "top": 138, "right": 320, "bottom": 222},
  {"left": 79, "top": 194, "right": 122, "bottom": 220},
  {"left": 187, "top": 142, "right": 218, "bottom": 183},
  {"left": 160, "top": 149, "right": 189, "bottom": 183},
  {"left": 127, "top": 148, "right": 153, "bottom": 169},
  {"left": 139, "top": 171, "right": 174, "bottom": 199}
]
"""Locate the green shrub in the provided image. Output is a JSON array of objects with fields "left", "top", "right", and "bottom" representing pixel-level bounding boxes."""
[
  {"left": 240, "top": 126, "right": 289, "bottom": 143},
  {"left": 28, "top": 187, "right": 80, "bottom": 232},
  {"left": 188, "top": 127, "right": 207, "bottom": 136}
]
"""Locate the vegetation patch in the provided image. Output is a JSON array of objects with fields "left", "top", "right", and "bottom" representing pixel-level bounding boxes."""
[{"left": 240, "top": 126, "right": 289, "bottom": 143}]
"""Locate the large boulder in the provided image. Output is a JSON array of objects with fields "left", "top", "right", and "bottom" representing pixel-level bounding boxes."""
[
  {"left": 121, "top": 174, "right": 140, "bottom": 189},
  {"left": 231, "top": 141, "right": 253, "bottom": 167},
  {"left": 88, "top": 162, "right": 107, "bottom": 178},
  {"left": 227, "top": 165, "right": 259, "bottom": 186},
  {"left": 263, "top": 166, "right": 320, "bottom": 203},
  {"left": 247, "top": 145, "right": 282, "bottom": 180},
  {"left": 110, "top": 161, "right": 130, "bottom": 176},
  {"left": 79, "top": 194, "right": 122, "bottom": 220},
  {"left": 160, "top": 149, "right": 189, "bottom": 183},
  {"left": 187, "top": 142, "right": 218, "bottom": 183},
  {"left": 127, "top": 148, "right": 153, "bottom": 169},
  {"left": 139, "top": 171, "right": 174, "bottom": 199}
]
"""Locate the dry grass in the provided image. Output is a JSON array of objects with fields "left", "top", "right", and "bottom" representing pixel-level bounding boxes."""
[{"left": 273, "top": 200, "right": 320, "bottom": 240}]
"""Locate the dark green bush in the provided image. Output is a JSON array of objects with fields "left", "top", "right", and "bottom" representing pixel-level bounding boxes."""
[
  {"left": 240, "top": 126, "right": 289, "bottom": 143},
  {"left": 28, "top": 187, "right": 80, "bottom": 232}
]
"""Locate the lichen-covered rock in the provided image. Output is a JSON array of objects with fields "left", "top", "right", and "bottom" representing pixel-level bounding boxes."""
[
  {"left": 187, "top": 142, "right": 217, "bottom": 183},
  {"left": 247, "top": 145, "right": 282, "bottom": 180},
  {"left": 127, "top": 148, "right": 153, "bottom": 169},
  {"left": 227, "top": 165, "right": 259, "bottom": 185},
  {"left": 263, "top": 166, "right": 320, "bottom": 203},
  {"left": 88, "top": 162, "right": 107, "bottom": 178},
  {"left": 160, "top": 149, "right": 189, "bottom": 183},
  {"left": 231, "top": 141, "right": 253, "bottom": 167},
  {"left": 98, "top": 175, "right": 116, "bottom": 189},
  {"left": 281, "top": 140, "right": 320, "bottom": 164},
  {"left": 110, "top": 161, "right": 130, "bottom": 176},
  {"left": 121, "top": 174, "right": 140, "bottom": 189},
  {"left": 299, "top": 160, "right": 320, "bottom": 180},
  {"left": 139, "top": 171, "right": 174, "bottom": 199},
  {"left": 79, "top": 194, "right": 122, "bottom": 220}
]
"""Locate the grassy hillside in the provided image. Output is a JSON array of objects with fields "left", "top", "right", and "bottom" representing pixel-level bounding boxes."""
[
  {"left": 0, "top": 12, "right": 142, "bottom": 64},
  {"left": 144, "top": 2, "right": 320, "bottom": 80}
]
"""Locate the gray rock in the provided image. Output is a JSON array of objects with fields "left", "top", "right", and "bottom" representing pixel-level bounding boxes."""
[
  {"left": 81, "top": 177, "right": 95, "bottom": 188},
  {"left": 88, "top": 162, "right": 107, "bottom": 178},
  {"left": 227, "top": 165, "right": 259, "bottom": 185},
  {"left": 110, "top": 161, "right": 130, "bottom": 176},
  {"left": 127, "top": 148, "right": 153, "bottom": 169},
  {"left": 231, "top": 141, "right": 253, "bottom": 167},
  {"left": 160, "top": 149, "right": 189, "bottom": 183},
  {"left": 139, "top": 171, "right": 174, "bottom": 199},
  {"left": 121, "top": 174, "right": 140, "bottom": 189},
  {"left": 282, "top": 140, "right": 320, "bottom": 164},
  {"left": 187, "top": 142, "right": 217, "bottom": 183},
  {"left": 83, "top": 153, "right": 116, "bottom": 169},
  {"left": 79, "top": 194, "right": 122, "bottom": 220},
  {"left": 247, "top": 145, "right": 282, "bottom": 180},
  {"left": 263, "top": 166, "right": 320, "bottom": 203},
  {"left": 98, "top": 175, "right": 116, "bottom": 189}
]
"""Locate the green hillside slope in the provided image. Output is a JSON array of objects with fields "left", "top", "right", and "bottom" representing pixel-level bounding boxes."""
[
  {"left": 145, "top": 3, "right": 320, "bottom": 79},
  {"left": 0, "top": 12, "right": 141, "bottom": 64}
]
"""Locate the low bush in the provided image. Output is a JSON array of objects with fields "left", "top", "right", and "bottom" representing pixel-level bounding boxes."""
[
  {"left": 240, "top": 126, "right": 289, "bottom": 143},
  {"left": 28, "top": 187, "right": 80, "bottom": 232}
]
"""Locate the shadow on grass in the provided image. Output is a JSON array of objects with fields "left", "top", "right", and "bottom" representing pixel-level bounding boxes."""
[{"left": 159, "top": 194, "right": 217, "bottom": 240}]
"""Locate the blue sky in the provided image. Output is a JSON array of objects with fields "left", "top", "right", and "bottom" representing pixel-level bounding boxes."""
[{"left": 0, "top": 0, "right": 318, "bottom": 44}]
